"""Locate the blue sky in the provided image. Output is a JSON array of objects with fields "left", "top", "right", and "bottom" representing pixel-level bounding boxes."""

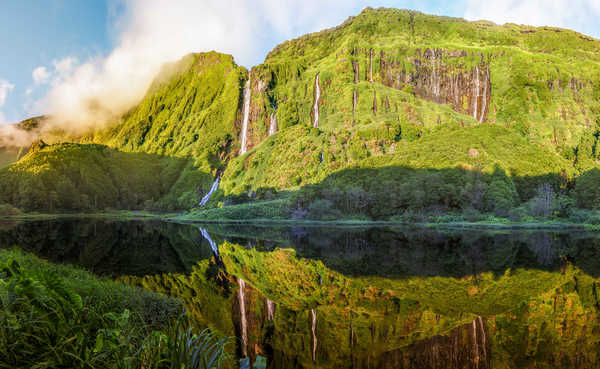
[
  {"left": 0, "top": 1, "right": 115, "bottom": 123},
  {"left": 1, "top": 0, "right": 599, "bottom": 126}
]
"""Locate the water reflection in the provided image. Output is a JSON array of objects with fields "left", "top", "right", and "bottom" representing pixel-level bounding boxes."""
[{"left": 2, "top": 220, "right": 600, "bottom": 368}]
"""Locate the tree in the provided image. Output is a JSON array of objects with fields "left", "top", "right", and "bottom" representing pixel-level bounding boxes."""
[{"left": 575, "top": 168, "right": 600, "bottom": 209}]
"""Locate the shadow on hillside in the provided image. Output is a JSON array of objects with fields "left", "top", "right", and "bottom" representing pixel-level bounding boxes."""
[
  {"left": 0, "top": 144, "right": 216, "bottom": 212},
  {"left": 220, "top": 163, "right": 577, "bottom": 221}
]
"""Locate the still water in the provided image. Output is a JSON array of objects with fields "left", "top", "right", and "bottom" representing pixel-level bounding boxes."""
[{"left": 1, "top": 219, "right": 600, "bottom": 369}]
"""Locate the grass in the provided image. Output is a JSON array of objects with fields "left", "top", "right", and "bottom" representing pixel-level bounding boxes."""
[{"left": 0, "top": 249, "right": 232, "bottom": 369}]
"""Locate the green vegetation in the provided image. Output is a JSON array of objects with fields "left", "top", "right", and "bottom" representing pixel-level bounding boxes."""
[
  {"left": 87, "top": 52, "right": 246, "bottom": 194},
  {"left": 124, "top": 234, "right": 600, "bottom": 368},
  {"left": 3, "top": 8, "right": 600, "bottom": 222},
  {"left": 0, "top": 143, "right": 203, "bottom": 211},
  {"left": 0, "top": 249, "right": 230, "bottom": 369}
]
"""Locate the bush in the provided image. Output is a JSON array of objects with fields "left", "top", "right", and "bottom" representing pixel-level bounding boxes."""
[
  {"left": 575, "top": 168, "right": 600, "bottom": 209},
  {"left": 307, "top": 199, "right": 342, "bottom": 220},
  {"left": 0, "top": 249, "right": 229, "bottom": 369},
  {"left": 0, "top": 204, "right": 20, "bottom": 216}
]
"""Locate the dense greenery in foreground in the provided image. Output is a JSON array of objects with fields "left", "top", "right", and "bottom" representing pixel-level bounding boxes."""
[{"left": 0, "top": 249, "right": 229, "bottom": 369}]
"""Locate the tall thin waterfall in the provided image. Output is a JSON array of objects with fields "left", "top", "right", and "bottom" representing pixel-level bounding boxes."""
[
  {"left": 266, "top": 298, "right": 275, "bottom": 321},
  {"left": 478, "top": 66, "right": 489, "bottom": 123},
  {"left": 472, "top": 65, "right": 480, "bottom": 121},
  {"left": 240, "top": 79, "right": 252, "bottom": 155},
  {"left": 472, "top": 318, "right": 479, "bottom": 368},
  {"left": 268, "top": 112, "right": 278, "bottom": 135},
  {"left": 199, "top": 227, "right": 219, "bottom": 257},
  {"left": 238, "top": 278, "right": 248, "bottom": 357},
  {"left": 477, "top": 316, "right": 487, "bottom": 364},
  {"left": 312, "top": 74, "right": 321, "bottom": 128},
  {"left": 310, "top": 309, "right": 317, "bottom": 362},
  {"left": 199, "top": 176, "right": 220, "bottom": 206}
]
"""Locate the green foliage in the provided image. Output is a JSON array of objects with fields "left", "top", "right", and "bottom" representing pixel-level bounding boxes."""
[
  {"left": 0, "top": 143, "right": 204, "bottom": 211},
  {"left": 0, "top": 249, "right": 228, "bottom": 369},
  {"left": 0, "top": 204, "right": 20, "bottom": 216},
  {"left": 575, "top": 168, "right": 600, "bottom": 209},
  {"left": 240, "top": 355, "right": 267, "bottom": 369},
  {"left": 88, "top": 52, "right": 244, "bottom": 178}
]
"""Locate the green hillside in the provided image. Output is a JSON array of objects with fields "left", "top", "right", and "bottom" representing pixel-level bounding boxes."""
[
  {"left": 0, "top": 142, "right": 201, "bottom": 211},
  {"left": 3, "top": 7, "right": 600, "bottom": 218},
  {"left": 86, "top": 51, "right": 245, "bottom": 174}
]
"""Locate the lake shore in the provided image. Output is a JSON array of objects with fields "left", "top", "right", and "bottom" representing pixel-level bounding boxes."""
[{"left": 2, "top": 210, "right": 600, "bottom": 230}]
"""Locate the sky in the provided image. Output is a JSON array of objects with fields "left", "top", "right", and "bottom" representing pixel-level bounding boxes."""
[{"left": 0, "top": 0, "right": 599, "bottom": 129}]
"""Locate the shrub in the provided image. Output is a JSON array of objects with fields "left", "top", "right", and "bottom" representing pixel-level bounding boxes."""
[
  {"left": 0, "top": 250, "right": 229, "bottom": 369},
  {"left": 0, "top": 204, "right": 20, "bottom": 216},
  {"left": 575, "top": 168, "right": 600, "bottom": 209}
]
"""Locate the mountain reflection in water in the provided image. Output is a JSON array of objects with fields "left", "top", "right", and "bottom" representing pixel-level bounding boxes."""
[{"left": 2, "top": 219, "right": 600, "bottom": 369}]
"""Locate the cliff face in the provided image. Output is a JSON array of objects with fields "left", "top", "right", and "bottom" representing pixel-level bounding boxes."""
[
  {"left": 377, "top": 48, "right": 492, "bottom": 122},
  {"left": 237, "top": 67, "right": 276, "bottom": 154},
  {"left": 217, "top": 7, "right": 600, "bottom": 198}
]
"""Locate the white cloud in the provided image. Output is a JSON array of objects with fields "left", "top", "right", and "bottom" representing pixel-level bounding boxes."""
[
  {"left": 32, "top": 66, "right": 51, "bottom": 85},
  {"left": 52, "top": 57, "right": 77, "bottom": 79},
  {"left": 25, "top": 88, "right": 33, "bottom": 96},
  {"left": 0, "top": 80, "right": 15, "bottom": 108},
  {"left": 464, "top": 0, "right": 600, "bottom": 35}
]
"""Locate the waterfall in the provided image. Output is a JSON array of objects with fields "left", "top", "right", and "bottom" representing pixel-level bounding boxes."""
[
  {"left": 312, "top": 74, "right": 320, "bottom": 128},
  {"left": 266, "top": 298, "right": 275, "bottom": 321},
  {"left": 268, "top": 112, "right": 278, "bottom": 136},
  {"left": 240, "top": 79, "right": 252, "bottom": 155},
  {"left": 311, "top": 308, "right": 317, "bottom": 362},
  {"left": 199, "top": 227, "right": 219, "bottom": 257},
  {"left": 472, "top": 318, "right": 479, "bottom": 368},
  {"left": 238, "top": 278, "right": 248, "bottom": 357},
  {"left": 369, "top": 49, "right": 373, "bottom": 82},
  {"left": 352, "top": 89, "right": 358, "bottom": 118},
  {"left": 198, "top": 176, "right": 220, "bottom": 206},
  {"left": 477, "top": 316, "right": 487, "bottom": 363},
  {"left": 473, "top": 65, "right": 480, "bottom": 121},
  {"left": 478, "top": 66, "right": 489, "bottom": 123}
]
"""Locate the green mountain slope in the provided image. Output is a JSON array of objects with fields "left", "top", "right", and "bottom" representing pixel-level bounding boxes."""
[
  {"left": 0, "top": 142, "right": 199, "bottom": 211},
  {"left": 3, "top": 7, "right": 600, "bottom": 216},
  {"left": 86, "top": 51, "right": 245, "bottom": 174}
]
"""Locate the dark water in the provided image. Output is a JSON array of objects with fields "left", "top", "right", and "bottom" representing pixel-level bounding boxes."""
[{"left": 2, "top": 219, "right": 600, "bottom": 369}]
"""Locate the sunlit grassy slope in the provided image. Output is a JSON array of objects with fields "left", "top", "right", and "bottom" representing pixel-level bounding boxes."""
[
  {"left": 220, "top": 7, "right": 600, "bottom": 200},
  {"left": 4, "top": 7, "right": 600, "bottom": 213}
]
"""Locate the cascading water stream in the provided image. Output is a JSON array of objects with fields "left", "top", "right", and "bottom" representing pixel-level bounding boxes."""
[
  {"left": 240, "top": 79, "right": 252, "bottom": 155},
  {"left": 199, "top": 227, "right": 219, "bottom": 257},
  {"left": 311, "top": 308, "right": 317, "bottom": 362},
  {"left": 266, "top": 298, "right": 275, "bottom": 321},
  {"left": 238, "top": 278, "right": 248, "bottom": 357},
  {"left": 268, "top": 112, "right": 278, "bottom": 135},
  {"left": 313, "top": 74, "right": 320, "bottom": 128},
  {"left": 477, "top": 316, "right": 487, "bottom": 364},
  {"left": 478, "top": 66, "right": 489, "bottom": 123},
  {"left": 472, "top": 318, "right": 479, "bottom": 369},
  {"left": 198, "top": 176, "right": 220, "bottom": 207},
  {"left": 473, "top": 65, "right": 480, "bottom": 121}
]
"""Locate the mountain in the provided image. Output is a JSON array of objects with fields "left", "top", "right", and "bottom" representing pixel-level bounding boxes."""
[{"left": 2, "top": 7, "right": 600, "bottom": 217}]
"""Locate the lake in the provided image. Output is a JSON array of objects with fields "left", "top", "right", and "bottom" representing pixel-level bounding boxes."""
[{"left": 1, "top": 219, "right": 600, "bottom": 369}]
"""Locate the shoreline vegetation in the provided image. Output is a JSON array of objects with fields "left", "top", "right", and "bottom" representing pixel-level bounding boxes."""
[
  {"left": 0, "top": 249, "right": 231, "bottom": 368},
  {"left": 2, "top": 209, "right": 600, "bottom": 230}
]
